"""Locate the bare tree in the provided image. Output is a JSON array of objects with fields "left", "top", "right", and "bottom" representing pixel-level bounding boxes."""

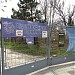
[
  {"left": 39, "top": 0, "right": 75, "bottom": 26},
  {"left": 39, "top": 0, "right": 56, "bottom": 25},
  {"left": 50, "top": 0, "right": 75, "bottom": 26},
  {"left": 67, "top": 5, "right": 75, "bottom": 26},
  {"left": 38, "top": 0, "right": 48, "bottom": 23}
]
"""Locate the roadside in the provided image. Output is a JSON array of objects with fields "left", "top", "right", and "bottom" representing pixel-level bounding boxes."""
[{"left": 27, "top": 61, "right": 75, "bottom": 75}]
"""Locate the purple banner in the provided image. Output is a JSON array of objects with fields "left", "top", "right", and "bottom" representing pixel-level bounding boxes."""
[{"left": 1, "top": 18, "right": 48, "bottom": 37}]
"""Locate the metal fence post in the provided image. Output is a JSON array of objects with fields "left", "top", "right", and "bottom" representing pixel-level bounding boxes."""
[
  {"left": 47, "top": 23, "right": 52, "bottom": 66},
  {"left": 1, "top": 18, "right": 4, "bottom": 75},
  {"left": 1, "top": 37, "right": 4, "bottom": 75}
]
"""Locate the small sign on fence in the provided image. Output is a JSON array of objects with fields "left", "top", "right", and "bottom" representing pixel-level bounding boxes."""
[
  {"left": 16, "top": 30, "right": 23, "bottom": 36},
  {"left": 42, "top": 31, "right": 47, "bottom": 38},
  {"left": 26, "top": 37, "right": 34, "bottom": 45}
]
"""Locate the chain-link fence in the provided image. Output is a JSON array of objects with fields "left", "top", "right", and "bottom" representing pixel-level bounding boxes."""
[{"left": 4, "top": 37, "right": 47, "bottom": 69}]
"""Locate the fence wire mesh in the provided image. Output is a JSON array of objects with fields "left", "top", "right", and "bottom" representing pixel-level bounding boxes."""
[{"left": 4, "top": 37, "right": 47, "bottom": 69}]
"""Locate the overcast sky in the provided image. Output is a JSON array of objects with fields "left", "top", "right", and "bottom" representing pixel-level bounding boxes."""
[
  {"left": 0, "top": 0, "right": 19, "bottom": 18},
  {"left": 0, "top": 0, "right": 75, "bottom": 18},
  {"left": 0, "top": 0, "right": 75, "bottom": 29}
]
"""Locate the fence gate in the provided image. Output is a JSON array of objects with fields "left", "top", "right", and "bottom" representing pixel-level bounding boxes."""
[
  {"left": 1, "top": 18, "right": 75, "bottom": 75},
  {"left": 1, "top": 18, "right": 49, "bottom": 75}
]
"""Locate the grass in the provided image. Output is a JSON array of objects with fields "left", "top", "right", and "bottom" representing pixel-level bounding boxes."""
[
  {"left": 4, "top": 42, "right": 47, "bottom": 56},
  {"left": 3, "top": 42, "right": 75, "bottom": 56},
  {"left": 51, "top": 47, "right": 75, "bottom": 56}
]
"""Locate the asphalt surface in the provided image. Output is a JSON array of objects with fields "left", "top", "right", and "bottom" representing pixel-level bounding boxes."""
[{"left": 27, "top": 61, "right": 75, "bottom": 75}]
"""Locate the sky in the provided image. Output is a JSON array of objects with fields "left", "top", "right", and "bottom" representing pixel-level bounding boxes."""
[
  {"left": 0, "top": 0, "right": 75, "bottom": 29},
  {"left": 0, "top": 0, "right": 19, "bottom": 18},
  {"left": 0, "top": 0, "right": 75, "bottom": 18}
]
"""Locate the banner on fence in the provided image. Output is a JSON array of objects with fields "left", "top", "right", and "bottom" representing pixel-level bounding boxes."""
[
  {"left": 66, "top": 27, "right": 75, "bottom": 52},
  {"left": 1, "top": 18, "right": 48, "bottom": 38}
]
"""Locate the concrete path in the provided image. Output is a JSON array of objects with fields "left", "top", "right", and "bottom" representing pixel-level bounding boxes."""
[{"left": 27, "top": 61, "right": 75, "bottom": 75}]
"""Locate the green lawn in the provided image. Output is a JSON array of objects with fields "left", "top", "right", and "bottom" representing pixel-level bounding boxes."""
[{"left": 3, "top": 42, "right": 75, "bottom": 56}]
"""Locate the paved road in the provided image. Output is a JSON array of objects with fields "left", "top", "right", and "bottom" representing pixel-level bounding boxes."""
[{"left": 27, "top": 61, "right": 75, "bottom": 75}]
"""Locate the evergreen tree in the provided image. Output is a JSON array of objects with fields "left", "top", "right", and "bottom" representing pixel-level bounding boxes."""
[{"left": 11, "top": 0, "right": 43, "bottom": 22}]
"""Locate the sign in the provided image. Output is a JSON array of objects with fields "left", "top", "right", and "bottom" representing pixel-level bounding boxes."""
[
  {"left": 16, "top": 30, "right": 23, "bottom": 36},
  {"left": 26, "top": 37, "right": 34, "bottom": 45},
  {"left": 1, "top": 18, "right": 48, "bottom": 37},
  {"left": 42, "top": 31, "right": 47, "bottom": 38}
]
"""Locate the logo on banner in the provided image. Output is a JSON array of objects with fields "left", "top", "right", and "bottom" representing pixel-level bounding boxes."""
[
  {"left": 3, "top": 21, "right": 15, "bottom": 34},
  {"left": 16, "top": 30, "right": 23, "bottom": 36}
]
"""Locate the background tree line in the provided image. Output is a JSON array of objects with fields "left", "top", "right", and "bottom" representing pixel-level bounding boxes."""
[
  {"left": 11, "top": 0, "right": 75, "bottom": 46},
  {"left": 11, "top": 0, "right": 75, "bottom": 26}
]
